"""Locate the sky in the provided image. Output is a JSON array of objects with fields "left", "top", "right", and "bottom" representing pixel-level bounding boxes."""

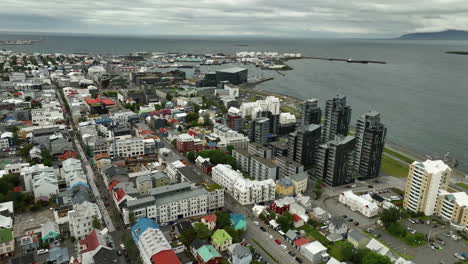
[{"left": 1, "top": 0, "right": 467, "bottom": 38}]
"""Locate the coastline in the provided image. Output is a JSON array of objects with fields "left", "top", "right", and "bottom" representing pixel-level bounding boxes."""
[{"left": 243, "top": 86, "right": 467, "bottom": 181}]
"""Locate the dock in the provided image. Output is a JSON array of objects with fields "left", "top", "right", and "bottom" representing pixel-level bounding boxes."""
[{"left": 304, "top": 57, "right": 386, "bottom": 64}]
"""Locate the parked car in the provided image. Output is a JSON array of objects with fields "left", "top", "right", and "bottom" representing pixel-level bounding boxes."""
[
  {"left": 117, "top": 250, "right": 122, "bottom": 256},
  {"left": 253, "top": 221, "right": 259, "bottom": 226},
  {"left": 281, "top": 245, "right": 287, "bottom": 250},
  {"left": 368, "top": 185, "right": 374, "bottom": 188},
  {"left": 260, "top": 226, "right": 267, "bottom": 232},
  {"left": 354, "top": 222, "right": 359, "bottom": 226},
  {"left": 37, "top": 249, "right": 49, "bottom": 255},
  {"left": 345, "top": 185, "right": 351, "bottom": 188},
  {"left": 288, "top": 251, "right": 295, "bottom": 257},
  {"left": 268, "top": 234, "right": 273, "bottom": 239},
  {"left": 351, "top": 184, "right": 357, "bottom": 188},
  {"left": 342, "top": 215, "right": 347, "bottom": 218},
  {"left": 348, "top": 218, "right": 353, "bottom": 222},
  {"left": 275, "top": 239, "right": 281, "bottom": 245},
  {"left": 296, "top": 257, "right": 303, "bottom": 263},
  {"left": 408, "top": 219, "right": 416, "bottom": 224},
  {"left": 454, "top": 253, "right": 465, "bottom": 260}
]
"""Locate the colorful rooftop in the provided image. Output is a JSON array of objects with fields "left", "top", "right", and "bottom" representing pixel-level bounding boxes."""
[
  {"left": 131, "top": 217, "right": 160, "bottom": 242},
  {"left": 79, "top": 230, "right": 100, "bottom": 253},
  {"left": 212, "top": 229, "right": 232, "bottom": 246},
  {"left": 202, "top": 214, "right": 217, "bottom": 223},
  {"left": 197, "top": 244, "right": 221, "bottom": 262},
  {"left": 230, "top": 214, "right": 247, "bottom": 230},
  {"left": 151, "top": 249, "right": 182, "bottom": 264},
  {"left": 293, "top": 238, "right": 312, "bottom": 247}
]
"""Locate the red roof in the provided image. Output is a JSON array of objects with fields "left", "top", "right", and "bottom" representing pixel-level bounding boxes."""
[
  {"left": 59, "top": 151, "right": 77, "bottom": 161},
  {"left": 85, "top": 97, "right": 115, "bottom": 106},
  {"left": 159, "top": 128, "right": 169, "bottom": 133},
  {"left": 293, "top": 238, "right": 311, "bottom": 247},
  {"left": 13, "top": 92, "right": 23, "bottom": 96},
  {"left": 151, "top": 250, "right": 182, "bottom": 264},
  {"left": 21, "top": 120, "right": 33, "bottom": 126},
  {"left": 202, "top": 214, "right": 217, "bottom": 223},
  {"left": 140, "top": 130, "right": 155, "bottom": 136},
  {"left": 94, "top": 153, "right": 110, "bottom": 160},
  {"left": 12, "top": 186, "right": 22, "bottom": 192},
  {"left": 188, "top": 130, "right": 198, "bottom": 136},
  {"left": 79, "top": 231, "right": 100, "bottom": 253},
  {"left": 108, "top": 180, "right": 120, "bottom": 191},
  {"left": 293, "top": 214, "right": 302, "bottom": 223},
  {"left": 115, "top": 188, "right": 126, "bottom": 202}
]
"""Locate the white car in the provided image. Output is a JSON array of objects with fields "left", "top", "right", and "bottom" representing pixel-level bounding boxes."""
[
  {"left": 268, "top": 234, "right": 274, "bottom": 239},
  {"left": 253, "top": 221, "right": 259, "bottom": 226},
  {"left": 351, "top": 184, "right": 357, "bottom": 188},
  {"left": 454, "top": 253, "right": 465, "bottom": 260},
  {"left": 37, "top": 249, "right": 49, "bottom": 255},
  {"left": 281, "top": 245, "right": 288, "bottom": 250}
]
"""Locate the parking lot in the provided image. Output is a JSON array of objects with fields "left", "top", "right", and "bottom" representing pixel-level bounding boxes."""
[
  {"left": 373, "top": 219, "right": 467, "bottom": 264},
  {"left": 13, "top": 209, "right": 55, "bottom": 237}
]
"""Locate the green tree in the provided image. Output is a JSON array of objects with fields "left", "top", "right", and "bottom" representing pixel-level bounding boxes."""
[
  {"left": 187, "top": 151, "right": 197, "bottom": 162},
  {"left": 166, "top": 93, "right": 173, "bottom": 101},
  {"left": 193, "top": 222, "right": 212, "bottom": 240},
  {"left": 185, "top": 112, "right": 199, "bottom": 123},
  {"left": 180, "top": 227, "right": 196, "bottom": 247},
  {"left": 314, "top": 179, "right": 323, "bottom": 200},
  {"left": 19, "top": 143, "right": 33, "bottom": 159},
  {"left": 225, "top": 226, "right": 244, "bottom": 243},
  {"left": 380, "top": 207, "right": 402, "bottom": 228},
  {"left": 92, "top": 216, "right": 102, "bottom": 229},
  {"left": 215, "top": 211, "right": 231, "bottom": 229},
  {"left": 226, "top": 145, "right": 234, "bottom": 154},
  {"left": 276, "top": 211, "right": 294, "bottom": 232},
  {"left": 41, "top": 149, "right": 53, "bottom": 166},
  {"left": 387, "top": 222, "right": 405, "bottom": 236},
  {"left": 25, "top": 96, "right": 32, "bottom": 101}
]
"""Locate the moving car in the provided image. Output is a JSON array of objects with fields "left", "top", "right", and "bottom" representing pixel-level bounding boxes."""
[
  {"left": 296, "top": 257, "right": 303, "bottom": 263},
  {"left": 275, "top": 239, "right": 281, "bottom": 245},
  {"left": 454, "top": 253, "right": 465, "bottom": 260},
  {"left": 281, "top": 245, "right": 287, "bottom": 250},
  {"left": 260, "top": 226, "right": 267, "bottom": 232}
]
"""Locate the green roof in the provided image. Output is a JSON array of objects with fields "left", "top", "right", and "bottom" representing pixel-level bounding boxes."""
[
  {"left": 197, "top": 244, "right": 221, "bottom": 262},
  {"left": 206, "top": 183, "right": 222, "bottom": 192},
  {"left": 212, "top": 229, "right": 232, "bottom": 246},
  {"left": 0, "top": 229, "right": 13, "bottom": 243}
]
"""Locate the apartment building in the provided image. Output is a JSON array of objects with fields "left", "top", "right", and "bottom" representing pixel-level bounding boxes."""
[
  {"left": 125, "top": 183, "right": 223, "bottom": 225},
  {"left": 68, "top": 201, "right": 102, "bottom": 240},
  {"left": 299, "top": 98, "right": 322, "bottom": 126},
  {"left": 403, "top": 160, "right": 451, "bottom": 216},
  {"left": 212, "top": 164, "right": 275, "bottom": 205},
  {"left": 353, "top": 111, "right": 386, "bottom": 179},
  {"left": 0, "top": 229, "right": 14, "bottom": 258},
  {"left": 232, "top": 149, "right": 278, "bottom": 181},
  {"left": 109, "top": 138, "right": 145, "bottom": 157},
  {"left": 210, "top": 124, "right": 249, "bottom": 150},
  {"left": 436, "top": 191, "right": 467, "bottom": 231},
  {"left": 288, "top": 124, "right": 322, "bottom": 167},
  {"left": 131, "top": 218, "right": 181, "bottom": 264},
  {"left": 322, "top": 95, "right": 351, "bottom": 143},
  {"left": 274, "top": 156, "right": 305, "bottom": 178},
  {"left": 176, "top": 133, "right": 202, "bottom": 153},
  {"left": 31, "top": 107, "right": 64, "bottom": 125}
]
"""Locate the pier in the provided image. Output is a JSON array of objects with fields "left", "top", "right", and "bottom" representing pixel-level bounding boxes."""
[{"left": 304, "top": 56, "right": 387, "bottom": 64}]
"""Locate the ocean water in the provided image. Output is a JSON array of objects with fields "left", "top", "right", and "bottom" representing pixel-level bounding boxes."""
[{"left": 1, "top": 33, "right": 468, "bottom": 171}]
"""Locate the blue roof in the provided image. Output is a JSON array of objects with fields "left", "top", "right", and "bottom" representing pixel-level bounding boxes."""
[
  {"left": 207, "top": 142, "right": 218, "bottom": 147},
  {"left": 67, "top": 182, "right": 89, "bottom": 190},
  {"left": 230, "top": 214, "right": 247, "bottom": 230},
  {"left": 131, "top": 217, "right": 160, "bottom": 242},
  {"left": 5, "top": 116, "right": 16, "bottom": 120},
  {"left": 96, "top": 118, "right": 112, "bottom": 124}
]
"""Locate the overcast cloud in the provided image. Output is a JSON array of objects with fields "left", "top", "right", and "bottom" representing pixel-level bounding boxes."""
[{"left": 1, "top": 0, "right": 467, "bottom": 37}]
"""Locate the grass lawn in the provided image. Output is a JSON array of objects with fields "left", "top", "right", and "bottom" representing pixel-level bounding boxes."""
[
  {"left": 455, "top": 182, "right": 468, "bottom": 190},
  {"left": 381, "top": 155, "right": 409, "bottom": 178},
  {"left": 384, "top": 148, "right": 415, "bottom": 164}
]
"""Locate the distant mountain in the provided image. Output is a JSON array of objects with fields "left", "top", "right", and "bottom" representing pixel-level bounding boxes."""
[{"left": 399, "top": 30, "right": 468, "bottom": 40}]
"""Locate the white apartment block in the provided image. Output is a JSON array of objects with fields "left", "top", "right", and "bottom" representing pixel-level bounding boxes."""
[
  {"left": 403, "top": 160, "right": 451, "bottom": 216},
  {"left": 212, "top": 164, "right": 275, "bottom": 205},
  {"left": 68, "top": 201, "right": 102, "bottom": 240},
  {"left": 109, "top": 138, "right": 145, "bottom": 157},
  {"left": 4, "top": 162, "right": 30, "bottom": 174},
  {"left": 339, "top": 190, "right": 379, "bottom": 218},
  {"left": 279, "top": 112, "right": 296, "bottom": 125},
  {"left": 125, "top": 184, "right": 219, "bottom": 225},
  {"left": 232, "top": 149, "right": 278, "bottom": 181},
  {"left": 436, "top": 191, "right": 468, "bottom": 231},
  {"left": 211, "top": 124, "right": 249, "bottom": 150},
  {"left": 239, "top": 96, "right": 280, "bottom": 118},
  {"left": 110, "top": 109, "right": 136, "bottom": 125},
  {"left": 31, "top": 107, "right": 64, "bottom": 125},
  {"left": 134, "top": 224, "right": 171, "bottom": 264},
  {"left": 0, "top": 137, "right": 9, "bottom": 150}
]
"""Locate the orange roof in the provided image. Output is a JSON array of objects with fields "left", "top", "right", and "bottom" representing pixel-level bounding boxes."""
[
  {"left": 202, "top": 214, "right": 217, "bottom": 223},
  {"left": 294, "top": 238, "right": 311, "bottom": 247},
  {"left": 140, "top": 130, "right": 155, "bottom": 136},
  {"left": 59, "top": 151, "right": 77, "bottom": 161},
  {"left": 21, "top": 120, "right": 33, "bottom": 126}
]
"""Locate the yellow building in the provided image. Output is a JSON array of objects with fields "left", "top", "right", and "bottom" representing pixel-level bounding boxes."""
[
  {"left": 403, "top": 160, "right": 451, "bottom": 216},
  {"left": 436, "top": 191, "right": 468, "bottom": 231},
  {"left": 276, "top": 177, "right": 294, "bottom": 196}
]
